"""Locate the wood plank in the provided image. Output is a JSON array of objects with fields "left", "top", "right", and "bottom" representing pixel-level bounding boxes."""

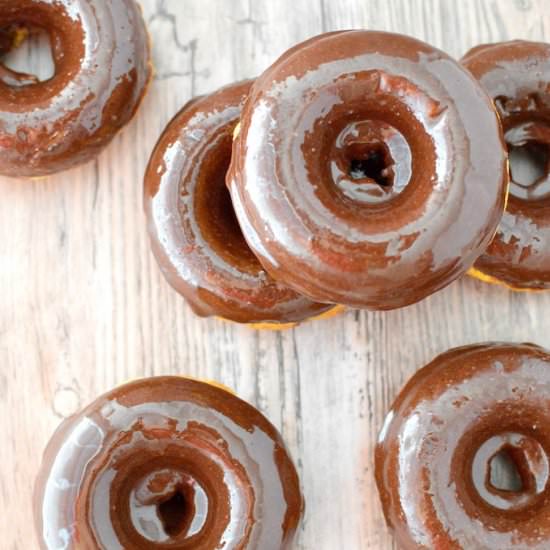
[{"left": 0, "top": 1, "right": 549, "bottom": 548}]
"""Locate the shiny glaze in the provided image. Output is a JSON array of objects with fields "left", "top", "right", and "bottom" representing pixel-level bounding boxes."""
[
  {"left": 463, "top": 41, "right": 550, "bottom": 290},
  {"left": 144, "top": 80, "right": 334, "bottom": 324},
  {"left": 34, "top": 377, "right": 303, "bottom": 549},
  {"left": 375, "top": 343, "right": 550, "bottom": 549},
  {"left": 0, "top": 0, "right": 151, "bottom": 177},
  {"left": 228, "top": 30, "right": 508, "bottom": 310}
]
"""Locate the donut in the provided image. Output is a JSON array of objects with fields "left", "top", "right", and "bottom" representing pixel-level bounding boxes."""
[
  {"left": 227, "top": 30, "right": 508, "bottom": 310},
  {"left": 0, "top": 0, "right": 151, "bottom": 177},
  {"left": 463, "top": 41, "right": 550, "bottom": 291},
  {"left": 144, "top": 80, "right": 337, "bottom": 326},
  {"left": 34, "top": 377, "right": 303, "bottom": 549},
  {"left": 375, "top": 342, "right": 550, "bottom": 549}
]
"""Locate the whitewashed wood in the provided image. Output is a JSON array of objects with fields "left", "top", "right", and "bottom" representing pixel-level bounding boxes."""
[{"left": 1, "top": 1, "right": 550, "bottom": 548}]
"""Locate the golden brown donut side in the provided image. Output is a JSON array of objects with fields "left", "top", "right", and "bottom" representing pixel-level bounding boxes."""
[
  {"left": 0, "top": 0, "right": 152, "bottom": 177},
  {"left": 375, "top": 342, "right": 550, "bottom": 549},
  {"left": 228, "top": 30, "right": 508, "bottom": 310},
  {"left": 34, "top": 377, "right": 304, "bottom": 549},
  {"left": 463, "top": 41, "right": 550, "bottom": 290},
  {"left": 144, "top": 80, "right": 336, "bottom": 325}
]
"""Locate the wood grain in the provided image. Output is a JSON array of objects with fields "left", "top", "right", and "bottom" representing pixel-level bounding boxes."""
[{"left": 1, "top": 1, "right": 550, "bottom": 548}]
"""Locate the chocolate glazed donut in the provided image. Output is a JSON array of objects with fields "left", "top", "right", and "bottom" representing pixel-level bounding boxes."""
[
  {"left": 375, "top": 343, "right": 550, "bottom": 550},
  {"left": 228, "top": 31, "right": 508, "bottom": 310},
  {"left": 34, "top": 377, "right": 303, "bottom": 549},
  {"left": 463, "top": 41, "right": 550, "bottom": 290},
  {"left": 0, "top": 0, "right": 151, "bottom": 177},
  {"left": 144, "top": 80, "right": 335, "bottom": 326}
]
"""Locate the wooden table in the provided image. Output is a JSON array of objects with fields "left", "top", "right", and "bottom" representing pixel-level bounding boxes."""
[{"left": 2, "top": 1, "right": 550, "bottom": 548}]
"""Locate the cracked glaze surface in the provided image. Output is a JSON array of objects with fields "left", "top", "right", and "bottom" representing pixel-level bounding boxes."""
[
  {"left": 0, "top": 0, "right": 151, "bottom": 177},
  {"left": 144, "top": 80, "right": 333, "bottom": 324},
  {"left": 228, "top": 30, "right": 508, "bottom": 310},
  {"left": 34, "top": 377, "right": 303, "bottom": 550},
  {"left": 464, "top": 41, "right": 550, "bottom": 290},
  {"left": 375, "top": 343, "right": 550, "bottom": 550}
]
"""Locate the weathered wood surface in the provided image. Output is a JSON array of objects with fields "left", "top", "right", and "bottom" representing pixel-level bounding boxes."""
[{"left": 1, "top": 1, "right": 550, "bottom": 548}]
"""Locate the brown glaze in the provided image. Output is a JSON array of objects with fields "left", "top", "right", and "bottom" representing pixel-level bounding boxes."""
[
  {"left": 463, "top": 41, "right": 550, "bottom": 290},
  {"left": 375, "top": 343, "right": 550, "bottom": 549},
  {"left": 34, "top": 377, "right": 303, "bottom": 549},
  {"left": 228, "top": 30, "right": 508, "bottom": 310},
  {"left": 144, "top": 80, "right": 334, "bottom": 325},
  {"left": 0, "top": 0, "right": 151, "bottom": 177}
]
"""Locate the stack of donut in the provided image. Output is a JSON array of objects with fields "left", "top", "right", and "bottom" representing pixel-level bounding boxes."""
[
  {"left": 5, "top": 9, "right": 546, "bottom": 302},
  {"left": 146, "top": 29, "right": 548, "bottom": 329}
]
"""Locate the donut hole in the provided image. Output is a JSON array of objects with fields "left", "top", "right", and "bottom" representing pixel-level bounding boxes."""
[
  {"left": 0, "top": 25, "right": 55, "bottom": 85},
  {"left": 504, "top": 120, "right": 550, "bottom": 201},
  {"left": 471, "top": 432, "right": 550, "bottom": 512},
  {"left": 325, "top": 115, "right": 416, "bottom": 207},
  {"left": 348, "top": 143, "right": 394, "bottom": 187},
  {"left": 488, "top": 447, "right": 525, "bottom": 493},
  {"left": 127, "top": 465, "right": 208, "bottom": 544},
  {"left": 194, "top": 130, "right": 263, "bottom": 273},
  {"left": 494, "top": 95, "right": 509, "bottom": 115},
  {"left": 158, "top": 489, "right": 188, "bottom": 537},
  {"left": 508, "top": 142, "right": 548, "bottom": 189}
]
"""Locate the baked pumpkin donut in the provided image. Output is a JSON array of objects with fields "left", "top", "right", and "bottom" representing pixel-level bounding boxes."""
[
  {"left": 34, "top": 377, "right": 303, "bottom": 549},
  {"left": 376, "top": 342, "right": 550, "bottom": 549},
  {"left": 144, "top": 80, "right": 337, "bottom": 326},
  {"left": 463, "top": 41, "right": 550, "bottom": 290},
  {"left": 0, "top": 0, "right": 151, "bottom": 177},
  {"left": 227, "top": 31, "right": 508, "bottom": 310}
]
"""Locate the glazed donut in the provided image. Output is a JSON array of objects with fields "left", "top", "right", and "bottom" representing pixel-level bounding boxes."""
[
  {"left": 0, "top": 0, "right": 151, "bottom": 177},
  {"left": 227, "top": 30, "right": 508, "bottom": 310},
  {"left": 144, "top": 80, "right": 337, "bottom": 326},
  {"left": 34, "top": 377, "right": 303, "bottom": 549},
  {"left": 463, "top": 41, "right": 550, "bottom": 290},
  {"left": 375, "top": 342, "right": 550, "bottom": 550}
]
